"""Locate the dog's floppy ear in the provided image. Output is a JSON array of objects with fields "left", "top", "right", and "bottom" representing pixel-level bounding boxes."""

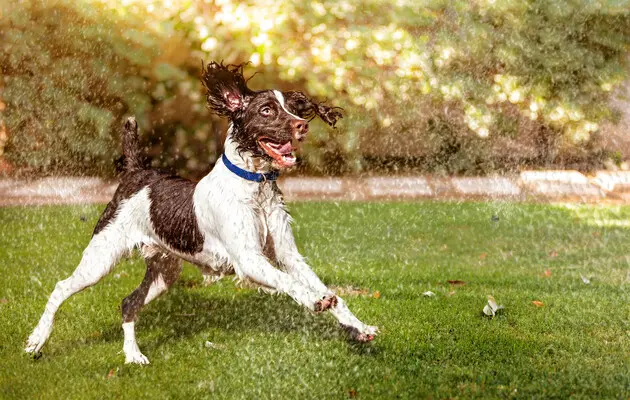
[
  {"left": 201, "top": 61, "right": 254, "bottom": 116},
  {"left": 282, "top": 91, "right": 343, "bottom": 128}
]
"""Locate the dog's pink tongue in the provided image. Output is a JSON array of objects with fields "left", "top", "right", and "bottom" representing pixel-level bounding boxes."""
[{"left": 278, "top": 142, "right": 293, "bottom": 155}]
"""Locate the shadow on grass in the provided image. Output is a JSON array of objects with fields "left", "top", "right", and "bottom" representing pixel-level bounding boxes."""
[{"left": 82, "top": 284, "right": 378, "bottom": 354}]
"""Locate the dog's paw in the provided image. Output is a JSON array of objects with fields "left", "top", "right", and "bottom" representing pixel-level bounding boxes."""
[
  {"left": 124, "top": 350, "right": 150, "bottom": 365},
  {"left": 24, "top": 340, "right": 39, "bottom": 354},
  {"left": 343, "top": 324, "right": 379, "bottom": 343},
  {"left": 24, "top": 328, "right": 50, "bottom": 356},
  {"left": 314, "top": 294, "right": 338, "bottom": 313},
  {"left": 24, "top": 340, "right": 43, "bottom": 358}
]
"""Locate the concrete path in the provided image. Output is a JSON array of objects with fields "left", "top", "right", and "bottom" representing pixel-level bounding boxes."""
[{"left": 1, "top": 171, "right": 629, "bottom": 206}]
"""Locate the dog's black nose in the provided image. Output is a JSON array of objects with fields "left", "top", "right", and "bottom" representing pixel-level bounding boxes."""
[{"left": 292, "top": 120, "right": 309, "bottom": 141}]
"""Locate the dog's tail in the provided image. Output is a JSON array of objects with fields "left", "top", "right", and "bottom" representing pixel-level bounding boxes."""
[{"left": 121, "top": 116, "right": 143, "bottom": 172}]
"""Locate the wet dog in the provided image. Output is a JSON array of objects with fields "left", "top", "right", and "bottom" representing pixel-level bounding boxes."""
[{"left": 25, "top": 62, "right": 378, "bottom": 364}]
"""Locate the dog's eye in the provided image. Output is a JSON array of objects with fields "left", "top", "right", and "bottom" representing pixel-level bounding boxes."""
[{"left": 260, "top": 106, "right": 273, "bottom": 116}]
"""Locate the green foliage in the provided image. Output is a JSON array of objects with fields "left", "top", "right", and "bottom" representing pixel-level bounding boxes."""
[
  {"left": 0, "top": 0, "right": 211, "bottom": 176},
  {"left": 1, "top": 1, "right": 152, "bottom": 173},
  {"left": 421, "top": 116, "right": 495, "bottom": 175},
  {"left": 1, "top": 0, "right": 629, "bottom": 176}
]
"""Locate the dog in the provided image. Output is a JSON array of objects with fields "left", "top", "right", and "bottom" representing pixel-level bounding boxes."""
[{"left": 25, "top": 62, "right": 378, "bottom": 364}]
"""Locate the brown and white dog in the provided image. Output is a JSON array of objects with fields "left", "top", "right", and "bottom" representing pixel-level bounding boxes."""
[{"left": 25, "top": 62, "right": 378, "bottom": 364}]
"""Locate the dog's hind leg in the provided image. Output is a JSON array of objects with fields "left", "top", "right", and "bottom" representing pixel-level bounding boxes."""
[
  {"left": 25, "top": 224, "right": 134, "bottom": 356},
  {"left": 121, "top": 249, "right": 182, "bottom": 364}
]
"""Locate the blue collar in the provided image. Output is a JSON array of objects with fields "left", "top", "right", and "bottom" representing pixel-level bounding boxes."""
[{"left": 222, "top": 153, "right": 280, "bottom": 182}]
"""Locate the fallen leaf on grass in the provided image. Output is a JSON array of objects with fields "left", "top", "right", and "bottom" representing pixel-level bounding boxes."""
[
  {"left": 482, "top": 295, "right": 504, "bottom": 317},
  {"left": 422, "top": 291, "right": 436, "bottom": 297},
  {"left": 549, "top": 250, "right": 558, "bottom": 258},
  {"left": 447, "top": 280, "right": 466, "bottom": 286},
  {"left": 106, "top": 369, "right": 116, "bottom": 379},
  {"left": 348, "top": 389, "right": 357, "bottom": 398},
  {"left": 531, "top": 301, "right": 544, "bottom": 307},
  {"left": 543, "top": 269, "right": 552, "bottom": 278},
  {"left": 0, "top": 298, "right": 8, "bottom": 304},
  {"left": 479, "top": 253, "right": 488, "bottom": 260},
  {"left": 372, "top": 291, "right": 381, "bottom": 299}
]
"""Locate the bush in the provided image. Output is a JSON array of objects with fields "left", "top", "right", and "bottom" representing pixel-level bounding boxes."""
[
  {"left": 1, "top": 0, "right": 629, "bottom": 176},
  {"left": 1, "top": 1, "right": 153, "bottom": 174},
  {"left": 0, "top": 0, "right": 212, "bottom": 176}
]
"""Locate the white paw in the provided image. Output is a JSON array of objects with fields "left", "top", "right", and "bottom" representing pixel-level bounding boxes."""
[
  {"left": 343, "top": 324, "right": 379, "bottom": 342},
  {"left": 24, "top": 340, "right": 41, "bottom": 355},
  {"left": 364, "top": 325, "right": 379, "bottom": 336},
  {"left": 24, "top": 327, "right": 51, "bottom": 355},
  {"left": 124, "top": 349, "right": 150, "bottom": 365}
]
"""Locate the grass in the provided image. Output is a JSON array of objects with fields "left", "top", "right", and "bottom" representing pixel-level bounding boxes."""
[{"left": 0, "top": 201, "right": 629, "bottom": 399}]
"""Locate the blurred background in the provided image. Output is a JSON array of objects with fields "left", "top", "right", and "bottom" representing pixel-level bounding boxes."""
[{"left": 1, "top": 0, "right": 629, "bottom": 179}]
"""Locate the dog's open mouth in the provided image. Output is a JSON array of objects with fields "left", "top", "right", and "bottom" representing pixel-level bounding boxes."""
[{"left": 258, "top": 137, "right": 296, "bottom": 168}]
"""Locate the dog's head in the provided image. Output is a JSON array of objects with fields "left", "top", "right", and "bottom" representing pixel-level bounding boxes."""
[{"left": 201, "top": 61, "right": 343, "bottom": 169}]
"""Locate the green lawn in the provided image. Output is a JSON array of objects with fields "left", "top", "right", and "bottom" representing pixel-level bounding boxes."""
[{"left": 0, "top": 201, "right": 629, "bottom": 399}]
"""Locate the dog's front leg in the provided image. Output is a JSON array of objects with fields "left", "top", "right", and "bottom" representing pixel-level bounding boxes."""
[
  {"left": 268, "top": 206, "right": 332, "bottom": 293},
  {"left": 233, "top": 252, "right": 334, "bottom": 312},
  {"left": 279, "top": 251, "right": 379, "bottom": 341},
  {"left": 269, "top": 207, "right": 379, "bottom": 341},
  {"left": 216, "top": 207, "right": 332, "bottom": 312}
]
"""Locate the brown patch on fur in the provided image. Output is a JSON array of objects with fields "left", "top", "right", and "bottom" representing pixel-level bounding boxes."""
[
  {"left": 314, "top": 294, "right": 338, "bottom": 313},
  {"left": 148, "top": 176, "right": 204, "bottom": 255},
  {"left": 94, "top": 169, "right": 205, "bottom": 257}
]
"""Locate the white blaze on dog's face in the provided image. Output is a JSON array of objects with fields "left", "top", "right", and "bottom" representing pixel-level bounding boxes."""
[
  {"left": 201, "top": 62, "right": 343, "bottom": 169},
  {"left": 239, "top": 90, "right": 308, "bottom": 168}
]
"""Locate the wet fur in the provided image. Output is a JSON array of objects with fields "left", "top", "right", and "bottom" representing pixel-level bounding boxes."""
[
  {"left": 24, "top": 62, "right": 377, "bottom": 364},
  {"left": 201, "top": 62, "right": 343, "bottom": 159}
]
